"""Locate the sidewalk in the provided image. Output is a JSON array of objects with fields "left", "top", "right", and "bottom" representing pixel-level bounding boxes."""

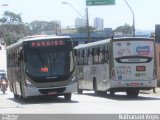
[{"left": 140, "top": 87, "right": 160, "bottom": 96}]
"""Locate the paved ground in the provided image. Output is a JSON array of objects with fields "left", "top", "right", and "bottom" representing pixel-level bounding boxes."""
[{"left": 140, "top": 87, "right": 160, "bottom": 96}]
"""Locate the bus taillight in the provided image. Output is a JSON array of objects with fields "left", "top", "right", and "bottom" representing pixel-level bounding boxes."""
[{"left": 25, "top": 79, "right": 33, "bottom": 87}]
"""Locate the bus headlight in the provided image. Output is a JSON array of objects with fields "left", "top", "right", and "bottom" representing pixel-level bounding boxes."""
[
  {"left": 25, "top": 79, "right": 34, "bottom": 87},
  {"left": 70, "top": 76, "right": 77, "bottom": 84}
]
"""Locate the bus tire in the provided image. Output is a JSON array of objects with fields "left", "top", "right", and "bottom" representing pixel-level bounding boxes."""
[
  {"left": 93, "top": 78, "right": 98, "bottom": 94},
  {"left": 126, "top": 89, "right": 139, "bottom": 97},
  {"left": 110, "top": 89, "right": 115, "bottom": 96},
  {"left": 14, "top": 94, "right": 19, "bottom": 99},
  {"left": 64, "top": 93, "right": 72, "bottom": 101},
  {"left": 77, "top": 88, "right": 83, "bottom": 94}
]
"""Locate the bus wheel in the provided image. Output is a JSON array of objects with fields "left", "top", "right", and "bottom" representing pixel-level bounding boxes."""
[
  {"left": 93, "top": 78, "right": 98, "bottom": 94},
  {"left": 77, "top": 88, "right": 83, "bottom": 94},
  {"left": 64, "top": 93, "right": 72, "bottom": 101},
  {"left": 14, "top": 94, "right": 19, "bottom": 99},
  {"left": 126, "top": 89, "right": 139, "bottom": 97},
  {"left": 110, "top": 89, "right": 115, "bottom": 96},
  {"left": 97, "top": 91, "right": 106, "bottom": 96}
]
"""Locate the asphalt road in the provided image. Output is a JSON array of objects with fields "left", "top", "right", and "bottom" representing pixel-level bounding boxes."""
[{"left": 0, "top": 89, "right": 160, "bottom": 114}]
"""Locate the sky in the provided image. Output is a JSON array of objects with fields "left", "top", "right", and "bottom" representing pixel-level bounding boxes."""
[{"left": 0, "top": 0, "right": 160, "bottom": 31}]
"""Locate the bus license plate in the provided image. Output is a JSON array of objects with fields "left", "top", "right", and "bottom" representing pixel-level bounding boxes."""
[{"left": 48, "top": 91, "right": 57, "bottom": 95}]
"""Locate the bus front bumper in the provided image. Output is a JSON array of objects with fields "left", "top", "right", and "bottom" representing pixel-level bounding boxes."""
[
  {"left": 24, "top": 78, "right": 77, "bottom": 97},
  {"left": 110, "top": 79, "right": 157, "bottom": 89}
]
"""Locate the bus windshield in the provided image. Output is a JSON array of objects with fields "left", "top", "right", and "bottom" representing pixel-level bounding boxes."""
[
  {"left": 113, "top": 40, "right": 154, "bottom": 63},
  {"left": 24, "top": 39, "right": 74, "bottom": 80},
  {"left": 112, "top": 39, "right": 155, "bottom": 81}
]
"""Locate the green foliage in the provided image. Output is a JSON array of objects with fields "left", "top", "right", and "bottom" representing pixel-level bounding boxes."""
[
  {"left": 30, "top": 20, "right": 60, "bottom": 35},
  {"left": 0, "top": 11, "right": 60, "bottom": 46},
  {"left": 76, "top": 26, "right": 95, "bottom": 33},
  {"left": 0, "top": 24, "right": 29, "bottom": 46},
  {"left": 114, "top": 23, "right": 132, "bottom": 34},
  {"left": 0, "top": 11, "right": 22, "bottom": 24},
  {"left": 0, "top": 11, "right": 26, "bottom": 45}
]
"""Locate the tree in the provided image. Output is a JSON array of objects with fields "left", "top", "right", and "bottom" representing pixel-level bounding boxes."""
[
  {"left": 0, "top": 24, "right": 29, "bottom": 45},
  {"left": 0, "top": 11, "right": 22, "bottom": 24},
  {"left": 114, "top": 23, "right": 132, "bottom": 35},
  {"left": 0, "top": 11, "right": 28, "bottom": 45},
  {"left": 76, "top": 26, "right": 95, "bottom": 33},
  {"left": 30, "top": 21, "right": 61, "bottom": 35}
]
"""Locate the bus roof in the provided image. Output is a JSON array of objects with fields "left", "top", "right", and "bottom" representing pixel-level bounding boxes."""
[
  {"left": 112, "top": 37, "right": 153, "bottom": 41},
  {"left": 74, "top": 37, "right": 154, "bottom": 50},
  {"left": 6, "top": 35, "right": 71, "bottom": 50},
  {"left": 74, "top": 38, "right": 111, "bottom": 49}
]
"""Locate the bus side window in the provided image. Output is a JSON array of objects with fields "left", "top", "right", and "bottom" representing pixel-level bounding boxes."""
[
  {"left": 92, "top": 47, "right": 100, "bottom": 64},
  {"left": 84, "top": 49, "right": 89, "bottom": 65},
  {"left": 102, "top": 46, "right": 109, "bottom": 64},
  {"left": 17, "top": 48, "right": 23, "bottom": 67},
  {"left": 82, "top": 49, "right": 85, "bottom": 65},
  {"left": 100, "top": 46, "right": 104, "bottom": 64},
  {"left": 97, "top": 47, "right": 101, "bottom": 64},
  {"left": 88, "top": 49, "right": 90, "bottom": 57},
  {"left": 74, "top": 49, "right": 77, "bottom": 56},
  {"left": 76, "top": 50, "right": 80, "bottom": 65},
  {"left": 97, "top": 47, "right": 100, "bottom": 56},
  {"left": 79, "top": 50, "right": 84, "bottom": 65},
  {"left": 159, "top": 52, "right": 160, "bottom": 66},
  {"left": 91, "top": 48, "right": 94, "bottom": 56},
  {"left": 105, "top": 46, "right": 109, "bottom": 63}
]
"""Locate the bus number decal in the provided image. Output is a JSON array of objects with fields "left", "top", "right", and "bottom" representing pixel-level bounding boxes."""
[{"left": 116, "top": 65, "right": 131, "bottom": 79}]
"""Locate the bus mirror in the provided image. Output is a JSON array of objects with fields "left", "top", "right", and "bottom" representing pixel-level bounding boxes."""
[{"left": 74, "top": 49, "right": 77, "bottom": 56}]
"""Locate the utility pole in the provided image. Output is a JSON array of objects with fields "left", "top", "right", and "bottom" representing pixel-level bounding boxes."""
[
  {"left": 62, "top": 1, "right": 91, "bottom": 42},
  {"left": 85, "top": 7, "right": 91, "bottom": 42},
  {"left": 124, "top": 0, "right": 135, "bottom": 37}
]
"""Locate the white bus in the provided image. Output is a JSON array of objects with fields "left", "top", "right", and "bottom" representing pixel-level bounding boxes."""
[
  {"left": 6, "top": 35, "right": 77, "bottom": 101},
  {"left": 74, "top": 37, "right": 157, "bottom": 97}
]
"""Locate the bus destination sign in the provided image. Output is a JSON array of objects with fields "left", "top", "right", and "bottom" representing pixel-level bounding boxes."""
[{"left": 30, "top": 40, "right": 65, "bottom": 47}]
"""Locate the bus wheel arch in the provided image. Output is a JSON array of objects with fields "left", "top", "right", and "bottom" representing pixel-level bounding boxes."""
[
  {"left": 77, "top": 88, "right": 83, "bottom": 94},
  {"left": 93, "top": 77, "right": 98, "bottom": 94}
]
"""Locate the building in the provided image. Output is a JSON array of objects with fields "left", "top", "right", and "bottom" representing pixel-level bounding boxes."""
[
  {"left": 75, "top": 17, "right": 86, "bottom": 28},
  {"left": 94, "top": 17, "right": 104, "bottom": 31},
  {"left": 53, "top": 20, "right": 62, "bottom": 34}
]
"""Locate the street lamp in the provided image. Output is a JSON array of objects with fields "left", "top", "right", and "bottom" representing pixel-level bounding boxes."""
[
  {"left": 124, "top": 0, "right": 135, "bottom": 37},
  {"left": 62, "top": 1, "right": 91, "bottom": 42},
  {"left": 62, "top": 2, "right": 83, "bottom": 18}
]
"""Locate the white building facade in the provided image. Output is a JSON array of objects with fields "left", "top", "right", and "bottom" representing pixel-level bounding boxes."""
[
  {"left": 94, "top": 17, "right": 104, "bottom": 31},
  {"left": 75, "top": 17, "right": 86, "bottom": 28}
]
